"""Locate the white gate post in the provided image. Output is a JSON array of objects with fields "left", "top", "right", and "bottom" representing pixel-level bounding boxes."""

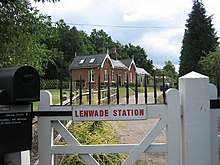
[
  {"left": 38, "top": 90, "right": 54, "bottom": 165},
  {"left": 166, "top": 88, "right": 181, "bottom": 165},
  {"left": 179, "top": 71, "right": 211, "bottom": 165}
]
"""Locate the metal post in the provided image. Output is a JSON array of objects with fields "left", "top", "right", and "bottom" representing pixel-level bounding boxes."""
[
  {"left": 70, "top": 79, "right": 73, "bottom": 105},
  {"left": 153, "top": 72, "right": 157, "bottom": 104},
  {"left": 89, "top": 79, "right": 91, "bottom": 105},
  {"left": 135, "top": 73, "right": 138, "bottom": 104},
  {"left": 117, "top": 74, "right": 119, "bottom": 104},
  {"left": 79, "top": 75, "right": 82, "bottom": 105},
  {"left": 98, "top": 75, "right": 101, "bottom": 105},
  {"left": 126, "top": 74, "right": 129, "bottom": 104},
  {"left": 162, "top": 75, "right": 166, "bottom": 104},
  {"left": 107, "top": 73, "right": 110, "bottom": 105},
  {"left": 59, "top": 80, "right": 63, "bottom": 105},
  {"left": 144, "top": 74, "right": 148, "bottom": 104}
]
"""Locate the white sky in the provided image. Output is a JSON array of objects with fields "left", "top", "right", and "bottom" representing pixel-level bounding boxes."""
[{"left": 31, "top": 0, "right": 220, "bottom": 72}]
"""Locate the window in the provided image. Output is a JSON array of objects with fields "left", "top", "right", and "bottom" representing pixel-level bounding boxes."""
[
  {"left": 130, "top": 72, "right": 132, "bottom": 82},
  {"left": 112, "top": 70, "right": 114, "bottom": 82},
  {"left": 88, "top": 69, "right": 94, "bottom": 82},
  {"left": 125, "top": 72, "right": 127, "bottom": 83},
  {"left": 89, "top": 58, "right": 95, "bottom": 63},
  {"left": 104, "top": 70, "right": 108, "bottom": 82},
  {"left": 79, "top": 59, "right": 85, "bottom": 64}
]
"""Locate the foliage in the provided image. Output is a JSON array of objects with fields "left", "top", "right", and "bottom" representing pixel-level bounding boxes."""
[
  {"left": 179, "top": 0, "right": 219, "bottom": 76},
  {"left": 0, "top": 0, "right": 55, "bottom": 75},
  {"left": 1, "top": 0, "right": 172, "bottom": 81},
  {"left": 163, "top": 61, "right": 178, "bottom": 80},
  {"left": 119, "top": 43, "right": 154, "bottom": 74},
  {"left": 199, "top": 48, "right": 220, "bottom": 83},
  {"left": 63, "top": 121, "right": 126, "bottom": 164},
  {"left": 89, "top": 29, "right": 114, "bottom": 54}
]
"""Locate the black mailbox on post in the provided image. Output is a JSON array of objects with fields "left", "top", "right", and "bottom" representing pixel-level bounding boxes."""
[
  {"left": 0, "top": 66, "right": 40, "bottom": 154},
  {"left": 0, "top": 66, "right": 40, "bottom": 104}
]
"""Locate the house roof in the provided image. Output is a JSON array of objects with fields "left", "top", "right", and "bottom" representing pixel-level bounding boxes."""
[
  {"left": 136, "top": 67, "right": 149, "bottom": 75},
  {"left": 111, "top": 59, "right": 128, "bottom": 69},
  {"left": 69, "top": 53, "right": 113, "bottom": 69},
  {"left": 120, "top": 58, "right": 136, "bottom": 71}
]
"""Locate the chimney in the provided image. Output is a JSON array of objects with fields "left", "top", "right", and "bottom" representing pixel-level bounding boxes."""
[{"left": 110, "top": 48, "right": 117, "bottom": 60}]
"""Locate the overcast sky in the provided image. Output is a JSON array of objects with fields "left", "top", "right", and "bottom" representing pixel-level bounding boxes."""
[{"left": 31, "top": 0, "right": 220, "bottom": 71}]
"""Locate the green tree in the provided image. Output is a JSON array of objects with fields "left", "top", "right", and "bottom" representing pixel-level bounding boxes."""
[
  {"left": 0, "top": 0, "right": 55, "bottom": 75},
  {"left": 200, "top": 48, "right": 220, "bottom": 83},
  {"left": 119, "top": 43, "right": 153, "bottom": 74},
  {"left": 163, "top": 61, "right": 178, "bottom": 80},
  {"left": 89, "top": 29, "right": 115, "bottom": 53},
  {"left": 43, "top": 20, "right": 95, "bottom": 80},
  {"left": 179, "top": 0, "right": 219, "bottom": 76},
  {"left": 56, "top": 20, "right": 94, "bottom": 63}
]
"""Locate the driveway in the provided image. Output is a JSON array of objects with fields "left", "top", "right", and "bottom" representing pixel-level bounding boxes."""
[{"left": 110, "top": 92, "right": 166, "bottom": 164}]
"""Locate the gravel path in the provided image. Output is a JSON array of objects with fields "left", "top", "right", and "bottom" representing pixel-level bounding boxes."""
[{"left": 110, "top": 92, "right": 166, "bottom": 164}]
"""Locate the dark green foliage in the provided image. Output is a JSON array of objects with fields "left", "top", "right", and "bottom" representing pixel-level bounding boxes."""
[
  {"left": 89, "top": 29, "right": 115, "bottom": 54},
  {"left": 179, "top": 0, "right": 219, "bottom": 76},
  {"left": 120, "top": 43, "right": 153, "bottom": 74},
  {"left": 1, "top": 0, "right": 157, "bottom": 80},
  {"left": 200, "top": 48, "right": 220, "bottom": 83},
  {"left": 0, "top": 0, "right": 55, "bottom": 75}
]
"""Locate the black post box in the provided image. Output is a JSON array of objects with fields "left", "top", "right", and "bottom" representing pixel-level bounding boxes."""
[
  {"left": 0, "top": 66, "right": 40, "bottom": 154},
  {"left": 0, "top": 66, "right": 40, "bottom": 104}
]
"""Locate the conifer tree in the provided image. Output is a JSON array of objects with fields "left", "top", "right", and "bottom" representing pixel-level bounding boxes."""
[{"left": 179, "top": 0, "right": 219, "bottom": 76}]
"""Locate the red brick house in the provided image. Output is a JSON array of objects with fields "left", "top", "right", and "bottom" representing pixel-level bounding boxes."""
[
  {"left": 69, "top": 53, "right": 137, "bottom": 88},
  {"left": 120, "top": 59, "right": 136, "bottom": 84}
]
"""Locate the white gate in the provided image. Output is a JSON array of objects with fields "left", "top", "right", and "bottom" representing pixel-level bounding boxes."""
[
  {"left": 37, "top": 71, "right": 220, "bottom": 165},
  {"left": 37, "top": 88, "right": 181, "bottom": 165}
]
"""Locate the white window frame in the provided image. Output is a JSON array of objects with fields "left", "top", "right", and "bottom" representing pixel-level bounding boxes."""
[
  {"left": 130, "top": 72, "right": 132, "bottom": 82},
  {"left": 88, "top": 69, "right": 94, "bottom": 82},
  {"left": 125, "top": 72, "right": 127, "bottom": 83},
  {"left": 104, "top": 70, "right": 108, "bottom": 82},
  {"left": 112, "top": 70, "right": 114, "bottom": 82}
]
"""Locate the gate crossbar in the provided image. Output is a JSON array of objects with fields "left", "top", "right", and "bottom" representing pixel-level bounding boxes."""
[{"left": 51, "top": 117, "right": 167, "bottom": 165}]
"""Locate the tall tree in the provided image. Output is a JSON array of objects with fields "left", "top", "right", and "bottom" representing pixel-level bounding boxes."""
[
  {"left": 89, "top": 29, "right": 115, "bottom": 53},
  {"left": 0, "top": 0, "right": 55, "bottom": 75},
  {"left": 179, "top": 0, "right": 219, "bottom": 76},
  {"left": 43, "top": 20, "right": 95, "bottom": 80}
]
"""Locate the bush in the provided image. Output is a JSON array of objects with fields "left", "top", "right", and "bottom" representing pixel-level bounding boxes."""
[{"left": 62, "top": 121, "right": 126, "bottom": 164}]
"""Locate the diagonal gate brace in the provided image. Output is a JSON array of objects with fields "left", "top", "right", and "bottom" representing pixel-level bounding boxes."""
[
  {"left": 52, "top": 121, "right": 99, "bottom": 165},
  {"left": 122, "top": 117, "right": 166, "bottom": 165}
]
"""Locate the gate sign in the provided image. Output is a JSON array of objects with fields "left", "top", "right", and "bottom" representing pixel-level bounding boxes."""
[{"left": 72, "top": 104, "right": 146, "bottom": 121}]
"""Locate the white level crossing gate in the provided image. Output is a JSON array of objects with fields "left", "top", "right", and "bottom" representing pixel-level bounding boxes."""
[
  {"left": 37, "top": 71, "right": 220, "bottom": 165},
  {"left": 38, "top": 89, "right": 180, "bottom": 165}
]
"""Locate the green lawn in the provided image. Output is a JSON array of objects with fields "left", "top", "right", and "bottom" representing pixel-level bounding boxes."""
[{"left": 33, "top": 86, "right": 159, "bottom": 110}]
